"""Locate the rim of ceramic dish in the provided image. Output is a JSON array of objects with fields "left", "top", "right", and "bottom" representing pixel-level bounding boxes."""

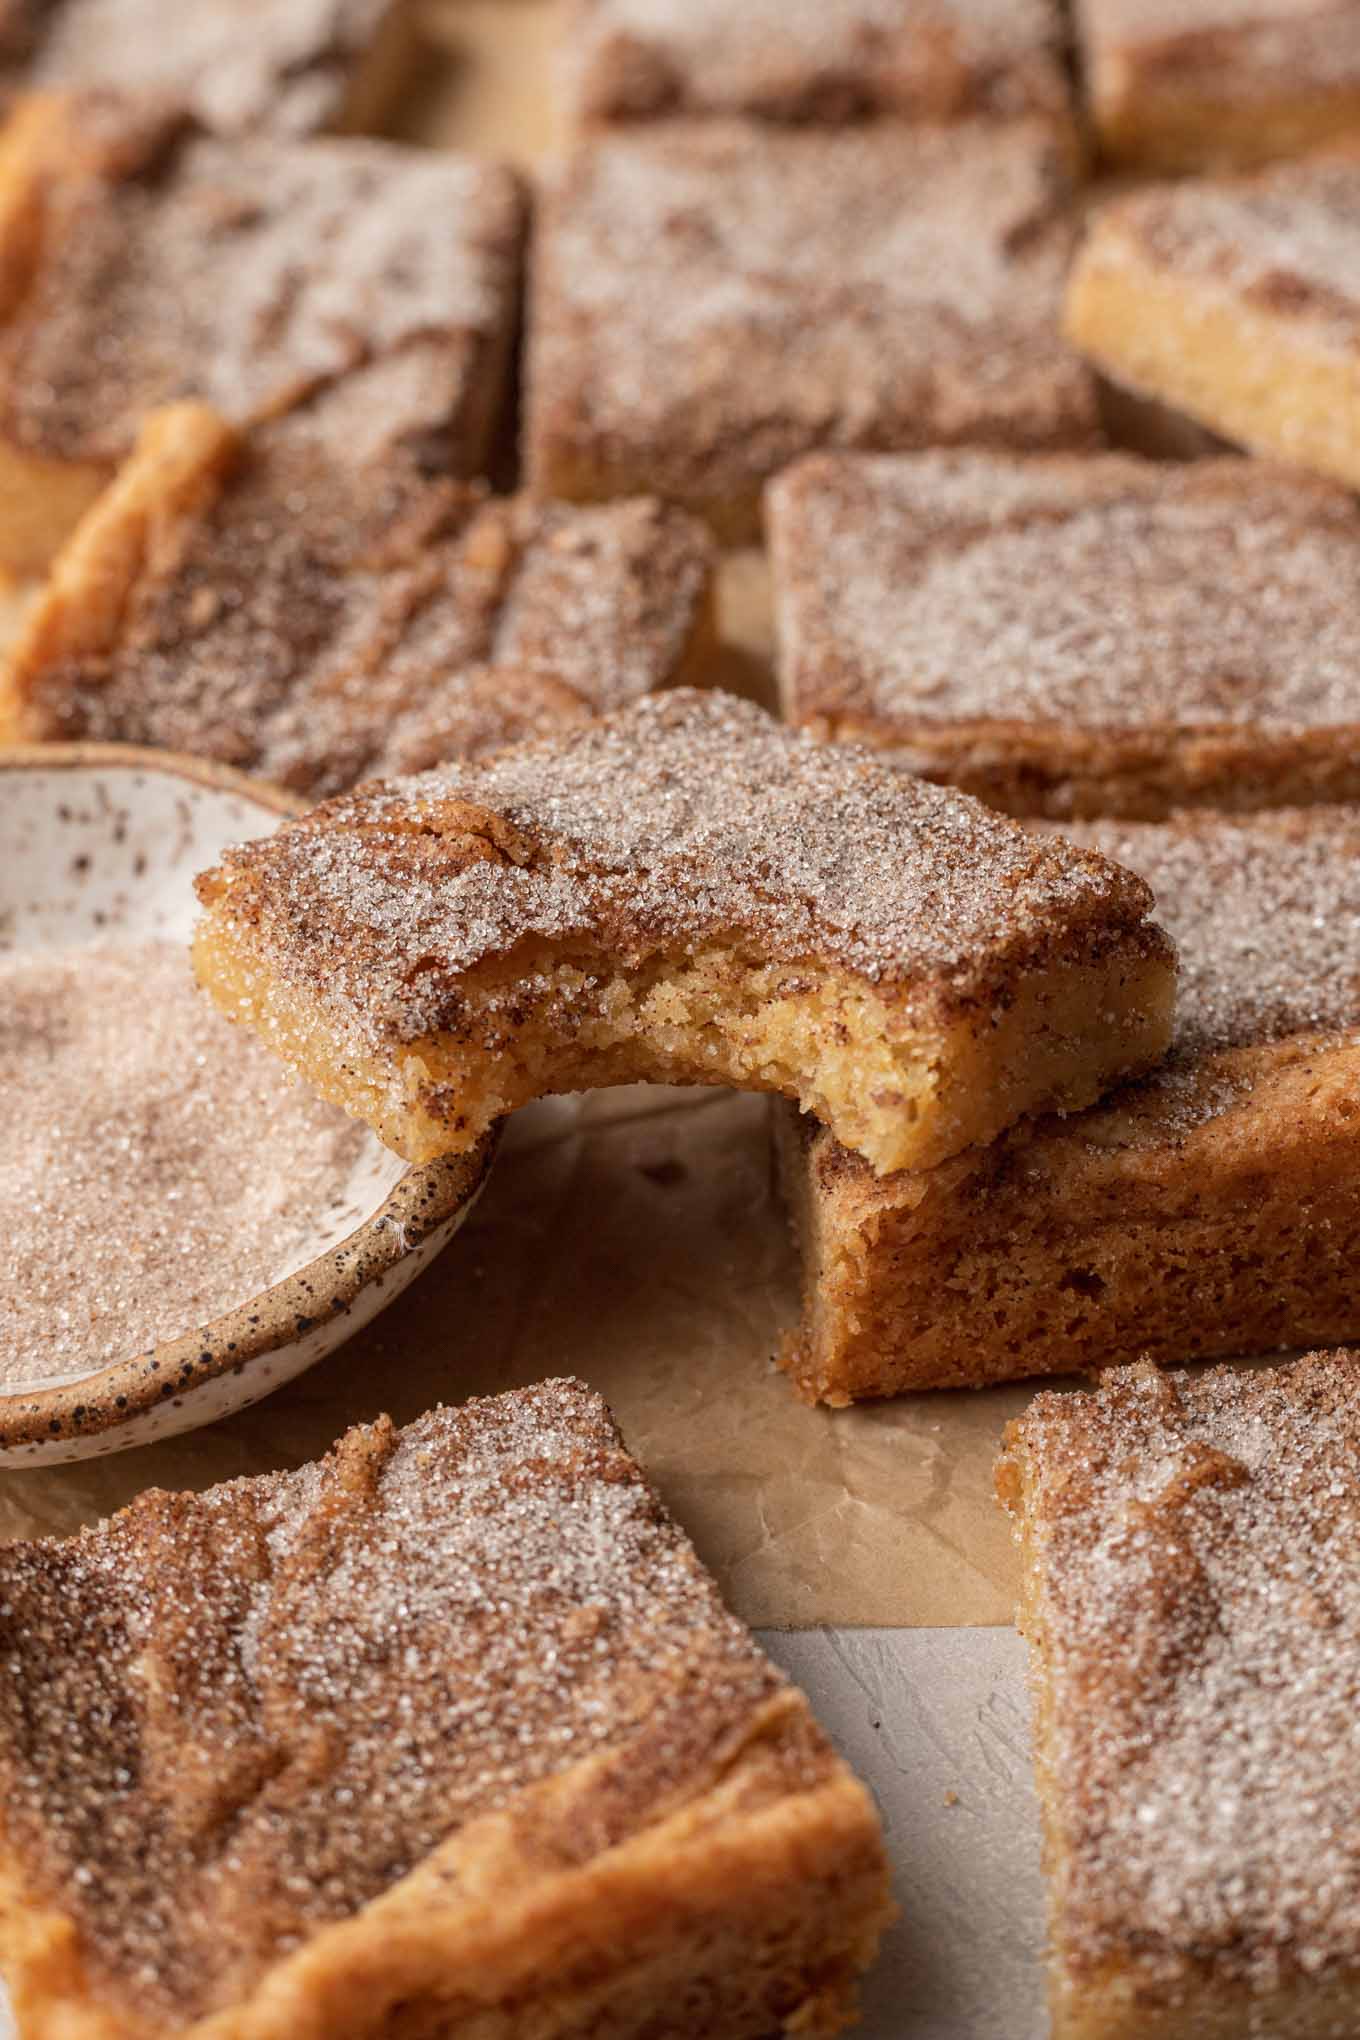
[{"left": 0, "top": 742, "right": 497, "bottom": 1453}]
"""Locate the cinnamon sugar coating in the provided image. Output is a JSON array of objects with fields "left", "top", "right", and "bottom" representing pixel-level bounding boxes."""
[
  {"left": 566, "top": 0, "right": 1072, "bottom": 129},
  {"left": 1079, "top": 0, "right": 1360, "bottom": 172},
  {"left": 5, "top": 397, "right": 714, "bottom": 797},
  {"left": 193, "top": 687, "right": 1173, "bottom": 1177},
  {"left": 0, "top": 92, "right": 523, "bottom": 469},
  {"left": 526, "top": 118, "right": 1097, "bottom": 541},
  {"left": 1066, "top": 151, "right": 1360, "bottom": 500},
  {"left": 197, "top": 686, "right": 1164, "bottom": 1031},
  {"left": 0, "top": 0, "right": 414, "bottom": 137},
  {"left": 0, "top": 1380, "right": 890, "bottom": 2034},
  {"left": 770, "top": 450, "right": 1360, "bottom": 818},
  {"left": 999, "top": 1353, "right": 1360, "bottom": 2033},
  {"left": 782, "top": 807, "right": 1360, "bottom": 1400}
]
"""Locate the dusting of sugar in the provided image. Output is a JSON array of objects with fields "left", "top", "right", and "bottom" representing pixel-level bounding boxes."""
[
  {"left": 1065, "top": 811, "right": 1360, "bottom": 1057},
  {"left": 2, "top": 0, "right": 398, "bottom": 135},
  {"left": 531, "top": 120, "right": 1095, "bottom": 501},
  {"left": 1014, "top": 1352, "right": 1360, "bottom": 2004},
  {"left": 0, "top": 107, "right": 521, "bottom": 462},
  {"left": 571, "top": 0, "right": 1067, "bottom": 122},
  {"left": 1087, "top": 0, "right": 1360, "bottom": 100},
  {"left": 201, "top": 687, "right": 1163, "bottom": 1053},
  {"left": 0, "top": 1381, "right": 794, "bottom": 2019},
  {"left": 774, "top": 451, "right": 1360, "bottom": 731},
  {"left": 1110, "top": 153, "right": 1360, "bottom": 349},
  {"left": 25, "top": 416, "right": 711, "bottom": 796},
  {"left": 0, "top": 940, "right": 366, "bottom": 1384}
]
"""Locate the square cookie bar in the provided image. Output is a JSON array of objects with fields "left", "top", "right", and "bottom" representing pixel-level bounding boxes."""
[
  {"left": 0, "top": 397, "right": 715, "bottom": 797},
  {"left": 0, "top": 92, "right": 524, "bottom": 575},
  {"left": 0, "top": 1380, "right": 892, "bottom": 2038},
  {"left": 779, "top": 808, "right": 1360, "bottom": 1401},
  {"left": 193, "top": 688, "right": 1174, "bottom": 1176},
  {"left": 769, "top": 450, "right": 1360, "bottom": 819},
  {"left": 0, "top": 0, "right": 417, "bottom": 138},
  {"left": 1067, "top": 152, "right": 1360, "bottom": 498},
  {"left": 526, "top": 118, "right": 1098, "bottom": 542},
  {"left": 998, "top": 1354, "right": 1360, "bottom": 2039},
  {"left": 566, "top": 0, "right": 1072, "bottom": 130},
  {"left": 1079, "top": 0, "right": 1360, "bottom": 172}
]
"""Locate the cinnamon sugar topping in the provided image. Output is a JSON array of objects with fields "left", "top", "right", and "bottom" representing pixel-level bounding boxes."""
[
  {"left": 529, "top": 119, "right": 1096, "bottom": 516},
  {"left": 0, "top": 0, "right": 404, "bottom": 136},
  {"left": 570, "top": 0, "right": 1070, "bottom": 124},
  {"left": 197, "top": 688, "right": 1164, "bottom": 1046},
  {"left": 772, "top": 452, "right": 1360, "bottom": 734},
  {"left": 1008, "top": 1352, "right": 1360, "bottom": 2002},
  {"left": 1105, "top": 151, "right": 1360, "bottom": 350},
  {"left": 25, "top": 414, "right": 713, "bottom": 796},
  {"left": 0, "top": 1381, "right": 792, "bottom": 2018},
  {"left": 0, "top": 101, "right": 523, "bottom": 462},
  {"left": 1066, "top": 810, "right": 1360, "bottom": 1057}
]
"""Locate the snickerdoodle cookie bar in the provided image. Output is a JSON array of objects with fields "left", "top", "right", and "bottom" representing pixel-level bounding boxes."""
[
  {"left": 779, "top": 807, "right": 1360, "bottom": 1400},
  {"left": 0, "top": 397, "right": 714, "bottom": 795},
  {"left": 193, "top": 688, "right": 1173, "bottom": 1175},
  {"left": 997, "top": 1353, "right": 1360, "bottom": 2038},
  {"left": 527, "top": 118, "right": 1098, "bottom": 541},
  {"left": 0, "top": 1380, "right": 891, "bottom": 2039},
  {"left": 0, "top": 91, "right": 523, "bottom": 574},
  {"left": 769, "top": 449, "right": 1360, "bottom": 819}
]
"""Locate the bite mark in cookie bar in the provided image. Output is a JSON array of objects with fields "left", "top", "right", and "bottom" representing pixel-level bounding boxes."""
[
  {"left": 1078, "top": 0, "right": 1360, "bottom": 173},
  {"left": 769, "top": 450, "right": 1360, "bottom": 820},
  {"left": 997, "top": 1353, "right": 1360, "bottom": 2039},
  {"left": 526, "top": 118, "right": 1098, "bottom": 543},
  {"left": 780, "top": 808, "right": 1360, "bottom": 1401},
  {"left": 0, "top": 91, "right": 524, "bottom": 574},
  {"left": 192, "top": 688, "right": 1174, "bottom": 1177},
  {"left": 0, "top": 397, "right": 715, "bottom": 796},
  {"left": 1067, "top": 152, "right": 1360, "bottom": 499},
  {"left": 0, "top": 0, "right": 418, "bottom": 138},
  {"left": 0, "top": 1380, "right": 892, "bottom": 2039},
  {"left": 566, "top": 0, "right": 1073, "bottom": 131}
]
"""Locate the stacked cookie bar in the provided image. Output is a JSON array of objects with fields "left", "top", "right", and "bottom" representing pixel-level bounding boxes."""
[{"left": 6, "top": 2, "right": 1360, "bottom": 2037}]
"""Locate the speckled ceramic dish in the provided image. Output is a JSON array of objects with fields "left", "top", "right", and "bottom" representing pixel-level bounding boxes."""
[{"left": 0, "top": 745, "right": 497, "bottom": 1466}]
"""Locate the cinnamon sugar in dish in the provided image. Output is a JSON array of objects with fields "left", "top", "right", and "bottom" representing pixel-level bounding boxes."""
[{"left": 0, "top": 940, "right": 366, "bottom": 1387}]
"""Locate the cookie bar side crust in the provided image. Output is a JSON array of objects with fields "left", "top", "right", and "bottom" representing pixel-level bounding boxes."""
[
  {"left": 806, "top": 716, "right": 1360, "bottom": 822},
  {"left": 779, "top": 1030, "right": 1360, "bottom": 1401},
  {"left": 997, "top": 1357, "right": 1360, "bottom": 2039},
  {"left": 1065, "top": 205, "right": 1360, "bottom": 493},
  {"left": 0, "top": 92, "right": 118, "bottom": 574},
  {"left": 1081, "top": 2, "right": 1360, "bottom": 173},
  {"left": 0, "top": 1691, "right": 889, "bottom": 2040},
  {"left": 0, "top": 401, "right": 237, "bottom": 742}
]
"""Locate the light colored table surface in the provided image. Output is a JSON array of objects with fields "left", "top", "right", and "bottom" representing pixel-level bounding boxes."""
[
  {"left": 762, "top": 1629, "right": 1046, "bottom": 2040},
  {"left": 1, "top": 1627, "right": 1045, "bottom": 2040}
]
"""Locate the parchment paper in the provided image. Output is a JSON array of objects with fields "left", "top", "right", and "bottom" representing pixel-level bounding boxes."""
[{"left": 0, "top": 0, "right": 1045, "bottom": 1629}]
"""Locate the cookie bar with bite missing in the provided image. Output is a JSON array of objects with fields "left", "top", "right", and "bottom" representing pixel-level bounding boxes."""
[{"left": 192, "top": 688, "right": 1174, "bottom": 1176}]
